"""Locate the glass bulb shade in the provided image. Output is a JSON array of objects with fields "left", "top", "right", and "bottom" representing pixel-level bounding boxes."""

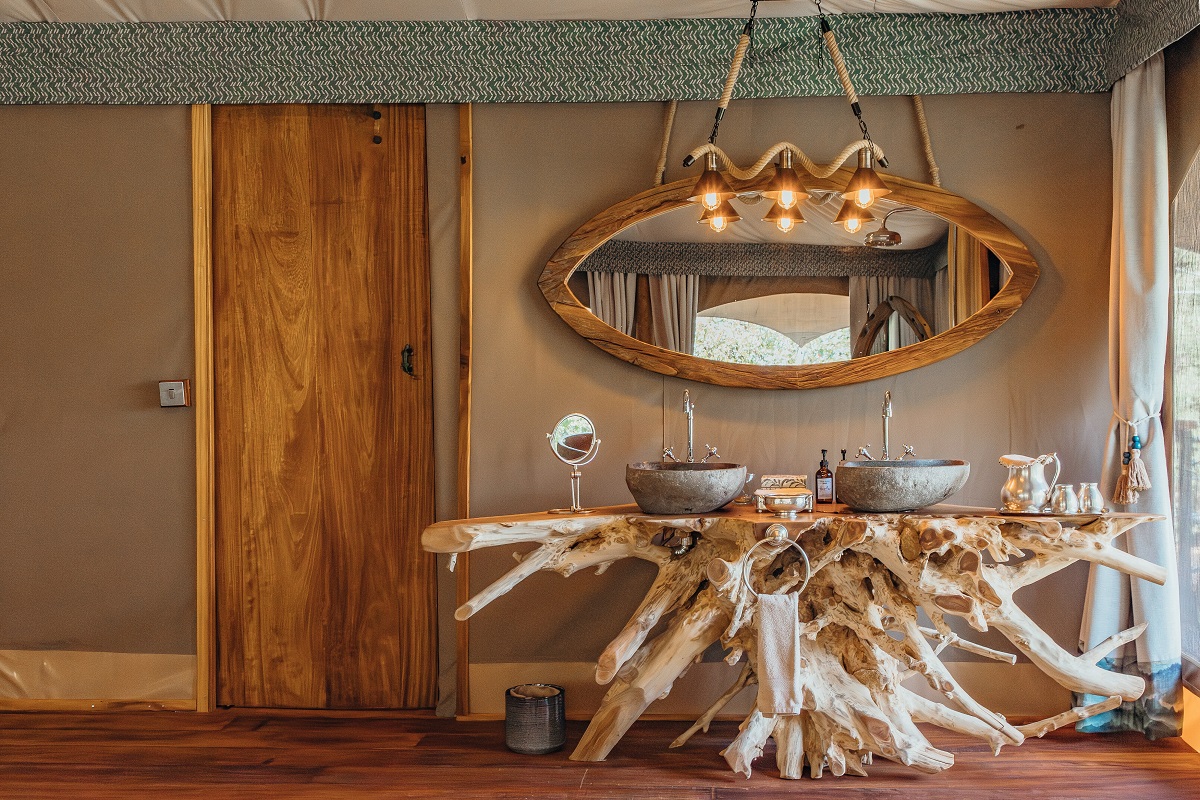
[
  {"left": 699, "top": 199, "right": 741, "bottom": 231},
  {"left": 687, "top": 153, "right": 735, "bottom": 210},
  {"left": 842, "top": 150, "right": 891, "bottom": 209},
  {"left": 763, "top": 162, "right": 807, "bottom": 210},
  {"left": 762, "top": 200, "right": 804, "bottom": 231},
  {"left": 833, "top": 197, "right": 874, "bottom": 234}
]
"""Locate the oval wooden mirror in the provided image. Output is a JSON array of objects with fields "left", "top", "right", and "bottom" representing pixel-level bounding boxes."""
[{"left": 539, "top": 168, "right": 1038, "bottom": 389}]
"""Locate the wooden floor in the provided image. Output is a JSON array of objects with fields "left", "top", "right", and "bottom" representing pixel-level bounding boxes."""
[{"left": 0, "top": 710, "right": 1196, "bottom": 799}]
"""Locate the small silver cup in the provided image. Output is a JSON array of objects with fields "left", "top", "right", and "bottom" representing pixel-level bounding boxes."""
[
  {"left": 1078, "top": 482, "right": 1106, "bottom": 514},
  {"left": 1049, "top": 483, "right": 1079, "bottom": 514}
]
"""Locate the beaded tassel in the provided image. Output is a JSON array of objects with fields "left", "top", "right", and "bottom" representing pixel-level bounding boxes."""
[
  {"left": 1111, "top": 451, "right": 1137, "bottom": 505},
  {"left": 1127, "top": 434, "right": 1152, "bottom": 493}
]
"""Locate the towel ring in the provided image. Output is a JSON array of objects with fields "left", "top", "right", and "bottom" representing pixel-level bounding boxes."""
[{"left": 742, "top": 523, "right": 811, "bottom": 600}]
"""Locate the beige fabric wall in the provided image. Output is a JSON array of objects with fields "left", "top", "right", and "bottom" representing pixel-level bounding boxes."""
[
  {"left": 459, "top": 94, "right": 1115, "bottom": 688},
  {"left": 0, "top": 97, "right": 1117, "bottom": 710},
  {"left": 0, "top": 106, "right": 196, "bottom": 658}
]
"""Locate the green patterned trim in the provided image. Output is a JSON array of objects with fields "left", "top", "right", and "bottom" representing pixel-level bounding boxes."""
[
  {"left": 1109, "top": 0, "right": 1200, "bottom": 79},
  {"left": 0, "top": 12, "right": 1113, "bottom": 104}
]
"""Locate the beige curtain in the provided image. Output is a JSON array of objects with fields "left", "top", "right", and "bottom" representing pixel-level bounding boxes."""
[
  {"left": 849, "top": 275, "right": 937, "bottom": 354},
  {"left": 648, "top": 274, "right": 698, "bottom": 354},
  {"left": 947, "top": 224, "right": 990, "bottom": 324},
  {"left": 1078, "top": 52, "right": 1181, "bottom": 739},
  {"left": 586, "top": 270, "right": 637, "bottom": 337}
]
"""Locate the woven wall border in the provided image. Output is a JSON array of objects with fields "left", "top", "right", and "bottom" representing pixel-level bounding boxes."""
[
  {"left": 578, "top": 239, "right": 945, "bottom": 279},
  {"left": 0, "top": 3, "right": 1194, "bottom": 105},
  {"left": 0, "top": 11, "right": 1111, "bottom": 104}
]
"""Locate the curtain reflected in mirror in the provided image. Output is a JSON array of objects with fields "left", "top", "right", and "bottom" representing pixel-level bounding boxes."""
[{"left": 570, "top": 197, "right": 1006, "bottom": 367}]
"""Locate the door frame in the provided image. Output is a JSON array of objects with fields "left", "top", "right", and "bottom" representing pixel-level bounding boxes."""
[{"left": 192, "top": 104, "right": 216, "bottom": 712}]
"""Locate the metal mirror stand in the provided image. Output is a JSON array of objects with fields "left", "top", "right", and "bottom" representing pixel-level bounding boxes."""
[{"left": 547, "top": 413, "right": 601, "bottom": 514}]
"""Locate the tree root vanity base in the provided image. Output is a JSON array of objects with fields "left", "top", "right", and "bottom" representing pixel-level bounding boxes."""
[{"left": 422, "top": 504, "right": 1166, "bottom": 781}]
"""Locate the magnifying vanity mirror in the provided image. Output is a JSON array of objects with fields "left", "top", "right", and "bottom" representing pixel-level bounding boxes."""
[
  {"left": 540, "top": 167, "right": 1038, "bottom": 388},
  {"left": 546, "top": 413, "right": 601, "bottom": 514}
]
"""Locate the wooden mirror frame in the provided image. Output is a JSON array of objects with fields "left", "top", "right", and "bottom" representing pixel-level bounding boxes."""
[{"left": 539, "top": 168, "right": 1038, "bottom": 389}]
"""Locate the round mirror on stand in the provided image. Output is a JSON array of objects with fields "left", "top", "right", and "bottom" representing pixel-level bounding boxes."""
[{"left": 547, "top": 413, "right": 601, "bottom": 514}]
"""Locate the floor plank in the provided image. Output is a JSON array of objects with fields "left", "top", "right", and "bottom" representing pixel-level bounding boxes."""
[{"left": 0, "top": 710, "right": 1195, "bottom": 799}]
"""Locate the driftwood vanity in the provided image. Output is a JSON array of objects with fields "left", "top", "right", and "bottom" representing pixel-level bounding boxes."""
[{"left": 422, "top": 504, "right": 1165, "bottom": 780}]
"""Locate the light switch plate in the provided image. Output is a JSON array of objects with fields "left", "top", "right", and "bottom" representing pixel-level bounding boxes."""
[{"left": 159, "top": 379, "right": 191, "bottom": 407}]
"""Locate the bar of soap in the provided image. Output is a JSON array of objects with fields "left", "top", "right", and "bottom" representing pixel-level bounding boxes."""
[{"left": 761, "top": 474, "right": 808, "bottom": 489}]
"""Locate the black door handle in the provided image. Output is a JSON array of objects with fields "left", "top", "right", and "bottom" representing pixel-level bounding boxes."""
[{"left": 401, "top": 344, "right": 416, "bottom": 378}]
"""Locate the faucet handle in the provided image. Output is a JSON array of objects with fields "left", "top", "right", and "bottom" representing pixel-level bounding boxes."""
[
  {"left": 701, "top": 444, "right": 721, "bottom": 463},
  {"left": 900, "top": 445, "right": 916, "bottom": 460},
  {"left": 662, "top": 446, "right": 679, "bottom": 463},
  {"left": 856, "top": 445, "right": 873, "bottom": 460}
]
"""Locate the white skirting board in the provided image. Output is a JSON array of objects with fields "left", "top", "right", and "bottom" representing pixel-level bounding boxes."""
[
  {"left": 0, "top": 649, "right": 195, "bottom": 701},
  {"left": 470, "top": 660, "right": 1071, "bottom": 719}
]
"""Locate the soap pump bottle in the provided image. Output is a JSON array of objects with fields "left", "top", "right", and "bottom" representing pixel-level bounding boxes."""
[{"left": 816, "top": 449, "right": 834, "bottom": 504}]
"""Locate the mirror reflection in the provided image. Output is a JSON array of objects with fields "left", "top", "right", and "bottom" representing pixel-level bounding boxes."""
[
  {"left": 549, "top": 413, "right": 599, "bottom": 466},
  {"left": 567, "top": 192, "right": 1010, "bottom": 367}
]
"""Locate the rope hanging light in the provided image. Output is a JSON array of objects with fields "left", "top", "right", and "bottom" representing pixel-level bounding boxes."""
[{"left": 682, "top": 0, "right": 892, "bottom": 234}]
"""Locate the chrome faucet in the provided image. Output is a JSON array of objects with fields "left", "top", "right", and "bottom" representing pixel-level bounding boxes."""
[
  {"left": 683, "top": 390, "right": 696, "bottom": 463},
  {"left": 882, "top": 390, "right": 893, "bottom": 461},
  {"left": 668, "top": 390, "right": 718, "bottom": 463},
  {"left": 858, "top": 391, "right": 914, "bottom": 461}
]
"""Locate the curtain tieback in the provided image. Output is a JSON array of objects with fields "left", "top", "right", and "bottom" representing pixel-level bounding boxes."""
[{"left": 1111, "top": 411, "right": 1160, "bottom": 506}]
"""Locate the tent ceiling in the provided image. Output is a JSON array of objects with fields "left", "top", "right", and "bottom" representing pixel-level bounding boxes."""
[{"left": 0, "top": 0, "right": 1115, "bottom": 23}]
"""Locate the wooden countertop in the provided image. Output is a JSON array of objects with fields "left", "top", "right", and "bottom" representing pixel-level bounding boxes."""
[{"left": 422, "top": 502, "right": 1160, "bottom": 553}]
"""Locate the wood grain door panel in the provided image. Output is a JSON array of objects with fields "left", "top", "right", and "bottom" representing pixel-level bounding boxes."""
[{"left": 213, "top": 104, "right": 435, "bottom": 709}]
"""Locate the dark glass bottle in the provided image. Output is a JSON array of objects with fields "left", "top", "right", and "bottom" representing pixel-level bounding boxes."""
[{"left": 816, "top": 449, "right": 834, "bottom": 504}]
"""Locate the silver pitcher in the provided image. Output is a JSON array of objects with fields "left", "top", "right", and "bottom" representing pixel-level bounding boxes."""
[{"left": 999, "top": 453, "right": 1061, "bottom": 512}]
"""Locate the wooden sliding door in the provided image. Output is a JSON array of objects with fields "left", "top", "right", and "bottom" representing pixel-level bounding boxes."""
[{"left": 212, "top": 104, "right": 436, "bottom": 709}]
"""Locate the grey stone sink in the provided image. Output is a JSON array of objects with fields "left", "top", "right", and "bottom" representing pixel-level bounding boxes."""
[
  {"left": 836, "top": 459, "right": 970, "bottom": 512},
  {"left": 626, "top": 462, "right": 747, "bottom": 514}
]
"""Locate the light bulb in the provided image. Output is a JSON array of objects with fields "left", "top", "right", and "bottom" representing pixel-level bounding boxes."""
[
  {"left": 778, "top": 189, "right": 796, "bottom": 210},
  {"left": 703, "top": 192, "right": 720, "bottom": 211},
  {"left": 844, "top": 218, "right": 862, "bottom": 234},
  {"left": 709, "top": 215, "right": 728, "bottom": 233},
  {"left": 777, "top": 217, "right": 795, "bottom": 233},
  {"left": 854, "top": 188, "right": 874, "bottom": 208}
]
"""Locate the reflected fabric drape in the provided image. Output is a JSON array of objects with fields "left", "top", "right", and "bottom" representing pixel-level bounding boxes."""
[
  {"left": 848, "top": 275, "right": 937, "bottom": 354},
  {"left": 587, "top": 270, "right": 637, "bottom": 337},
  {"left": 648, "top": 274, "right": 698, "bottom": 354},
  {"left": 1078, "top": 52, "right": 1182, "bottom": 740}
]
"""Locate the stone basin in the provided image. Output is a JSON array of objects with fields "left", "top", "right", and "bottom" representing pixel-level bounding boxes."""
[
  {"left": 626, "top": 462, "right": 747, "bottom": 514},
  {"left": 836, "top": 459, "right": 971, "bottom": 513}
]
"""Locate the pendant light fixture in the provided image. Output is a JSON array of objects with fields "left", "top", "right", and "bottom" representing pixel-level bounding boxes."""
[
  {"left": 762, "top": 150, "right": 807, "bottom": 210},
  {"left": 763, "top": 200, "right": 804, "bottom": 233},
  {"left": 699, "top": 199, "right": 741, "bottom": 232},
  {"left": 687, "top": 151, "right": 736, "bottom": 211},
  {"left": 817, "top": 0, "right": 891, "bottom": 218},
  {"left": 842, "top": 148, "right": 892, "bottom": 209},
  {"left": 683, "top": 0, "right": 761, "bottom": 229},
  {"left": 680, "top": 0, "right": 895, "bottom": 237},
  {"left": 834, "top": 200, "right": 874, "bottom": 234}
]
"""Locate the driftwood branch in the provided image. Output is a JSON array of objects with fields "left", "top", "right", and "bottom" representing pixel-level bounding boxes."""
[{"left": 422, "top": 509, "right": 1163, "bottom": 780}]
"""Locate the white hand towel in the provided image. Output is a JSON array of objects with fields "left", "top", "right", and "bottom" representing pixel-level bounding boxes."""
[{"left": 756, "top": 592, "right": 803, "bottom": 715}]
